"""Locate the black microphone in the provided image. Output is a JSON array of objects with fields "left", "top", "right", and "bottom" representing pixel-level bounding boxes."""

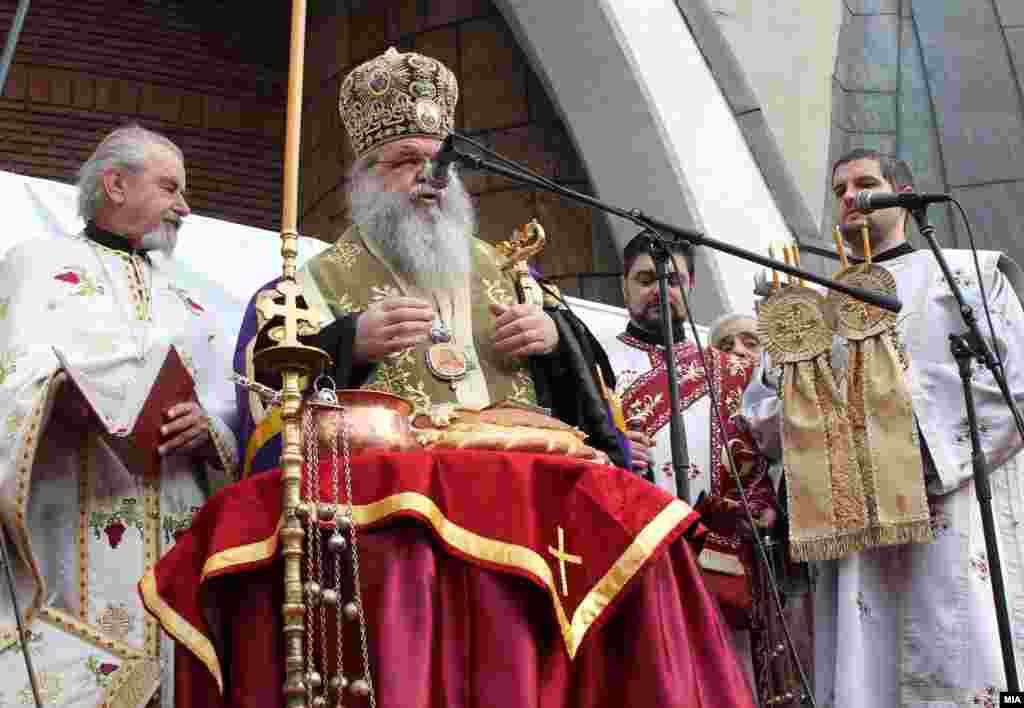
[
  {"left": 853, "top": 190, "right": 951, "bottom": 212},
  {"left": 426, "top": 134, "right": 459, "bottom": 187}
]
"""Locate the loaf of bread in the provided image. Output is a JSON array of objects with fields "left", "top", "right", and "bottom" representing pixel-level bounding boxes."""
[{"left": 411, "top": 405, "right": 607, "bottom": 463}]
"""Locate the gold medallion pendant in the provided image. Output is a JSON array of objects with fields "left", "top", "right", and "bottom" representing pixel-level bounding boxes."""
[{"left": 425, "top": 342, "right": 468, "bottom": 383}]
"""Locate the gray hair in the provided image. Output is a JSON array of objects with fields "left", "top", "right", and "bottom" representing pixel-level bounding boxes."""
[
  {"left": 76, "top": 124, "right": 183, "bottom": 221},
  {"left": 709, "top": 312, "right": 759, "bottom": 348}
]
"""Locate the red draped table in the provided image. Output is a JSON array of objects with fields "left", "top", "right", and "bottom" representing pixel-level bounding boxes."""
[{"left": 139, "top": 449, "right": 754, "bottom": 708}]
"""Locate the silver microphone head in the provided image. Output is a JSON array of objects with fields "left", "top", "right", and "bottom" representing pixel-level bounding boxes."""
[{"left": 853, "top": 190, "right": 874, "bottom": 212}]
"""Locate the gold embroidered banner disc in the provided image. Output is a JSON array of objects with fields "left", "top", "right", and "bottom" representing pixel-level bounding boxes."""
[
  {"left": 828, "top": 264, "right": 898, "bottom": 341},
  {"left": 757, "top": 286, "right": 833, "bottom": 364}
]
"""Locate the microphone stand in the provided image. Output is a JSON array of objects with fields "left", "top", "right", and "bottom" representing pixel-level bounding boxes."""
[
  {"left": 445, "top": 133, "right": 849, "bottom": 706},
  {"left": 443, "top": 135, "right": 902, "bottom": 501},
  {"left": 443, "top": 137, "right": 902, "bottom": 315},
  {"left": 0, "top": 528, "right": 42, "bottom": 708},
  {"left": 647, "top": 234, "right": 691, "bottom": 501},
  {"left": 911, "top": 205, "right": 1022, "bottom": 691}
]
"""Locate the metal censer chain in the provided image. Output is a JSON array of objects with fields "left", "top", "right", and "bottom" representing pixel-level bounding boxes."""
[{"left": 299, "top": 376, "right": 375, "bottom": 707}]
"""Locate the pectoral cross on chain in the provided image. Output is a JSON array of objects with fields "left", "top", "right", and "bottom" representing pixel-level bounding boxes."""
[{"left": 548, "top": 526, "right": 583, "bottom": 597}]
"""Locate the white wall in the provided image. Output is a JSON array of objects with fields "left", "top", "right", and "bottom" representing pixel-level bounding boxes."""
[
  {"left": 712, "top": 0, "right": 843, "bottom": 229},
  {"left": 498, "top": 0, "right": 797, "bottom": 323}
]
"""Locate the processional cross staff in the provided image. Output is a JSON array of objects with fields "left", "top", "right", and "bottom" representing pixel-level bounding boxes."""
[{"left": 249, "top": 1, "right": 333, "bottom": 706}]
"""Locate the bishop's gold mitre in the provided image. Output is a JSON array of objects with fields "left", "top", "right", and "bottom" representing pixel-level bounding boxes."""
[{"left": 339, "top": 47, "right": 459, "bottom": 158}]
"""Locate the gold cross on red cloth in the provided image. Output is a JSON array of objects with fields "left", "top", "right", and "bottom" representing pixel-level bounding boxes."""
[{"left": 548, "top": 526, "right": 583, "bottom": 597}]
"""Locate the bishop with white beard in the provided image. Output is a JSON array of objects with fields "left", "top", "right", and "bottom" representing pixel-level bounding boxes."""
[{"left": 235, "top": 47, "right": 627, "bottom": 474}]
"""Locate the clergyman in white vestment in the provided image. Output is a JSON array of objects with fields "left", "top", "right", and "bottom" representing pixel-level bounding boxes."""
[
  {"left": 0, "top": 125, "right": 238, "bottom": 708},
  {"left": 744, "top": 149, "right": 1024, "bottom": 708}
]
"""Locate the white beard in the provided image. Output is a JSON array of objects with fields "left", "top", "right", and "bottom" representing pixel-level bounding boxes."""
[
  {"left": 349, "top": 171, "right": 475, "bottom": 291},
  {"left": 139, "top": 223, "right": 178, "bottom": 257}
]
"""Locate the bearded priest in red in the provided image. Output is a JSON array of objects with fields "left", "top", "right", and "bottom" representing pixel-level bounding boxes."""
[
  {"left": 139, "top": 48, "right": 755, "bottom": 708},
  {"left": 603, "top": 233, "right": 780, "bottom": 702}
]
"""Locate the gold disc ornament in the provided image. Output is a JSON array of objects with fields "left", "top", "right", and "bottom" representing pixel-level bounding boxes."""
[
  {"left": 758, "top": 286, "right": 834, "bottom": 364},
  {"left": 828, "top": 264, "right": 898, "bottom": 341}
]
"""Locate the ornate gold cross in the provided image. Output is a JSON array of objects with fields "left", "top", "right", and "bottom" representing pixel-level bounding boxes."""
[
  {"left": 547, "top": 525, "right": 583, "bottom": 597},
  {"left": 255, "top": 279, "right": 320, "bottom": 347}
]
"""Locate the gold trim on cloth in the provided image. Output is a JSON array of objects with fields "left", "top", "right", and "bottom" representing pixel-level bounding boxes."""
[
  {"left": 143, "top": 493, "right": 694, "bottom": 691},
  {"left": 200, "top": 518, "right": 284, "bottom": 583},
  {"left": 2, "top": 371, "right": 65, "bottom": 638},
  {"left": 39, "top": 606, "right": 146, "bottom": 661},
  {"left": 141, "top": 475, "right": 161, "bottom": 658},
  {"left": 138, "top": 570, "right": 224, "bottom": 694}
]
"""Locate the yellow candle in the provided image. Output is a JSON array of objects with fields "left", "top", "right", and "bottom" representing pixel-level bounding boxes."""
[
  {"left": 833, "top": 225, "right": 849, "bottom": 269},
  {"left": 861, "top": 225, "right": 872, "bottom": 264},
  {"left": 769, "top": 245, "right": 780, "bottom": 289}
]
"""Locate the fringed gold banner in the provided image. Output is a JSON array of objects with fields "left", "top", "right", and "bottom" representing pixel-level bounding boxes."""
[
  {"left": 831, "top": 265, "right": 932, "bottom": 551},
  {"left": 759, "top": 286, "right": 868, "bottom": 562}
]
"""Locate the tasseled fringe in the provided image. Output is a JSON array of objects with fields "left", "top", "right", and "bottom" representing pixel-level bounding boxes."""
[{"left": 791, "top": 518, "right": 933, "bottom": 562}]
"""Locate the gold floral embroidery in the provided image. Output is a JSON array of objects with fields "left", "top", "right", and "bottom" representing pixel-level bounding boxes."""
[
  {"left": 371, "top": 284, "right": 401, "bottom": 302},
  {"left": 368, "top": 355, "right": 414, "bottom": 394},
  {"left": 680, "top": 361, "right": 702, "bottom": 383},
  {"left": 391, "top": 347, "right": 415, "bottom": 368},
  {"left": 326, "top": 241, "right": 363, "bottom": 270},
  {"left": 365, "top": 348, "right": 434, "bottom": 411},
  {"left": 627, "top": 393, "right": 663, "bottom": 424},
  {"left": 18, "top": 671, "right": 63, "bottom": 705},
  {"left": 509, "top": 368, "right": 538, "bottom": 406},
  {"left": 84, "top": 655, "right": 121, "bottom": 688},
  {"left": 403, "top": 380, "right": 433, "bottom": 413},
  {"left": 483, "top": 278, "right": 512, "bottom": 306},
  {"left": 4, "top": 411, "right": 23, "bottom": 439},
  {"left": 327, "top": 292, "right": 357, "bottom": 314},
  {"left": 162, "top": 506, "right": 201, "bottom": 544},
  {"left": 0, "top": 350, "right": 19, "bottom": 385}
]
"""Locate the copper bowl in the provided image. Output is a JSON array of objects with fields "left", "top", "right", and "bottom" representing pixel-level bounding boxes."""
[{"left": 315, "top": 389, "right": 419, "bottom": 452}]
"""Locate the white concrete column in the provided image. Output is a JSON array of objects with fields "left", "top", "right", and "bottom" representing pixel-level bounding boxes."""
[{"left": 498, "top": 0, "right": 795, "bottom": 321}]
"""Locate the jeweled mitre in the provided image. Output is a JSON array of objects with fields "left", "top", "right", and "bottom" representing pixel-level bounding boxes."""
[{"left": 339, "top": 47, "right": 459, "bottom": 158}]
